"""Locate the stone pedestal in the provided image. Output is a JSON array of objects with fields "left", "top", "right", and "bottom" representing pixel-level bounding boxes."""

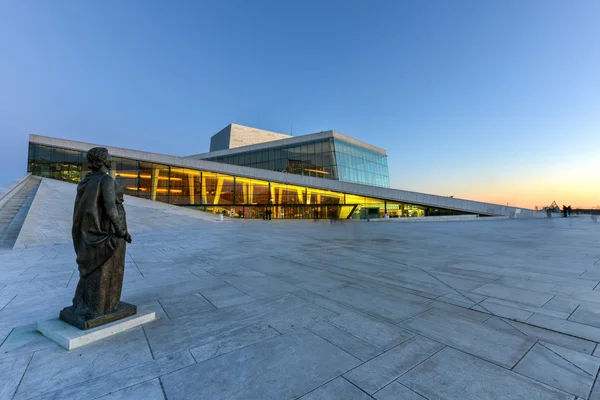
[
  {"left": 60, "top": 301, "right": 137, "bottom": 330},
  {"left": 38, "top": 310, "right": 156, "bottom": 350}
]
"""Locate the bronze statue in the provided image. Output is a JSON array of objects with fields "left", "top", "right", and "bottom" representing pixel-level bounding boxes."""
[{"left": 60, "top": 147, "right": 136, "bottom": 330}]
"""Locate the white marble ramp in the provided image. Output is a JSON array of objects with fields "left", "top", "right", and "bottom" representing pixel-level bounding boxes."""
[
  {"left": 1, "top": 189, "right": 600, "bottom": 399},
  {"left": 13, "top": 178, "right": 220, "bottom": 249}
]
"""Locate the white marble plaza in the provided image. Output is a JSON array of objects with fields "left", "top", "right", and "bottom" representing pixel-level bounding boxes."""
[{"left": 1, "top": 178, "right": 600, "bottom": 399}]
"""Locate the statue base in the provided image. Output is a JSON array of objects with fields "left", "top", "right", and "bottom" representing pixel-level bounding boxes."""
[
  {"left": 60, "top": 302, "right": 137, "bottom": 330},
  {"left": 38, "top": 309, "right": 156, "bottom": 350}
]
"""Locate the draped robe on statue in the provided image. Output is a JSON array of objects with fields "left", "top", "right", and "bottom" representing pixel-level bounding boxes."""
[{"left": 71, "top": 171, "right": 128, "bottom": 317}]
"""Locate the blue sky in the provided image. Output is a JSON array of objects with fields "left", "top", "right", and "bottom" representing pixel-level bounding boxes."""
[{"left": 1, "top": 1, "right": 598, "bottom": 207}]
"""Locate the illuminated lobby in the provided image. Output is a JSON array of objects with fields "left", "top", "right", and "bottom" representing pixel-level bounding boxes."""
[{"left": 25, "top": 124, "right": 539, "bottom": 220}]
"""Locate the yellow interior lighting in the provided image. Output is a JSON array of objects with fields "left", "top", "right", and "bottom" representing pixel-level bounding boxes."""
[
  {"left": 303, "top": 168, "right": 329, "bottom": 175},
  {"left": 117, "top": 173, "right": 181, "bottom": 181},
  {"left": 155, "top": 189, "right": 183, "bottom": 193}
]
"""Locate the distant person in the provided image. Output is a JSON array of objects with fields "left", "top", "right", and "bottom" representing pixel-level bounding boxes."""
[
  {"left": 568, "top": 205, "right": 572, "bottom": 216},
  {"left": 563, "top": 205, "right": 567, "bottom": 218},
  {"left": 330, "top": 212, "right": 338, "bottom": 224}
]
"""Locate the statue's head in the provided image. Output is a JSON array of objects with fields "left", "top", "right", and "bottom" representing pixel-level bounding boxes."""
[{"left": 87, "top": 147, "right": 112, "bottom": 171}]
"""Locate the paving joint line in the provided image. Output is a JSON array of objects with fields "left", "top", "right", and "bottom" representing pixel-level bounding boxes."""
[
  {"left": 540, "top": 295, "right": 556, "bottom": 308},
  {"left": 377, "top": 255, "right": 533, "bottom": 338},
  {"left": 158, "top": 377, "right": 169, "bottom": 400},
  {"left": 129, "top": 257, "right": 145, "bottom": 278},
  {"left": 196, "top": 292, "right": 218, "bottom": 310},
  {"left": 481, "top": 314, "right": 495, "bottom": 323},
  {"left": 0, "top": 328, "right": 14, "bottom": 349},
  {"left": 321, "top": 320, "right": 385, "bottom": 354},
  {"left": 307, "top": 323, "right": 380, "bottom": 364},
  {"left": 142, "top": 326, "right": 155, "bottom": 360},
  {"left": 10, "top": 352, "right": 34, "bottom": 400},
  {"left": 156, "top": 300, "right": 171, "bottom": 319},
  {"left": 188, "top": 349, "right": 198, "bottom": 363},
  {"left": 341, "top": 376, "right": 377, "bottom": 399},
  {"left": 567, "top": 304, "right": 581, "bottom": 321},
  {"left": 510, "top": 339, "right": 538, "bottom": 370},
  {"left": 0, "top": 294, "right": 17, "bottom": 313},
  {"left": 267, "top": 324, "right": 283, "bottom": 335},
  {"left": 587, "top": 364, "right": 600, "bottom": 399},
  {"left": 537, "top": 341, "right": 594, "bottom": 377},
  {"left": 293, "top": 374, "right": 349, "bottom": 399},
  {"left": 65, "top": 269, "right": 76, "bottom": 288},
  {"left": 395, "top": 344, "right": 446, "bottom": 381}
]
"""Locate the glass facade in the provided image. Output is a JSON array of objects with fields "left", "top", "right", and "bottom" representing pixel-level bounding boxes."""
[
  {"left": 27, "top": 143, "right": 468, "bottom": 220},
  {"left": 334, "top": 140, "right": 389, "bottom": 188},
  {"left": 203, "top": 138, "right": 391, "bottom": 188}
]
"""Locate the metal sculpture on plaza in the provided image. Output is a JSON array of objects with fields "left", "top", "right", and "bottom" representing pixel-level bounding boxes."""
[{"left": 60, "top": 147, "right": 136, "bottom": 330}]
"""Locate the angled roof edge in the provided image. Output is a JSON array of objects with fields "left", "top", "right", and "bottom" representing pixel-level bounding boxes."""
[{"left": 28, "top": 134, "right": 540, "bottom": 218}]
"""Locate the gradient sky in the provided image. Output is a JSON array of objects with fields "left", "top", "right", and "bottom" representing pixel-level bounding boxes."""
[{"left": 1, "top": 0, "right": 599, "bottom": 209}]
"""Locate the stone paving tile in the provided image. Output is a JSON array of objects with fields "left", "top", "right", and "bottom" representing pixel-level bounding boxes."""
[
  {"left": 472, "top": 283, "right": 555, "bottom": 307},
  {"left": 399, "top": 347, "right": 574, "bottom": 400},
  {"left": 478, "top": 296, "right": 571, "bottom": 320},
  {"left": 328, "top": 311, "right": 414, "bottom": 350},
  {"left": 267, "top": 302, "right": 338, "bottom": 333},
  {"left": 291, "top": 289, "right": 355, "bottom": 315},
  {"left": 157, "top": 293, "right": 215, "bottom": 319},
  {"left": 472, "top": 299, "right": 534, "bottom": 322},
  {"left": 513, "top": 341, "right": 600, "bottom": 398},
  {"left": 344, "top": 335, "right": 444, "bottom": 394},
  {"left": 14, "top": 327, "right": 153, "bottom": 399},
  {"left": 494, "top": 278, "right": 600, "bottom": 304},
  {"left": 431, "top": 273, "right": 488, "bottom": 292},
  {"left": 435, "top": 291, "right": 488, "bottom": 307},
  {"left": 0, "top": 353, "right": 31, "bottom": 400},
  {"left": 0, "top": 289, "right": 73, "bottom": 330},
  {"left": 544, "top": 295, "right": 581, "bottom": 315},
  {"left": 570, "top": 305, "right": 600, "bottom": 329},
  {"left": 160, "top": 329, "right": 361, "bottom": 400},
  {"left": 591, "top": 380, "right": 600, "bottom": 400},
  {"left": 298, "top": 377, "right": 371, "bottom": 400},
  {"left": 0, "top": 328, "right": 11, "bottom": 346},
  {"left": 373, "top": 381, "right": 427, "bottom": 400},
  {"left": 189, "top": 323, "right": 280, "bottom": 362},
  {"left": 527, "top": 313, "right": 600, "bottom": 343},
  {"left": 222, "top": 275, "right": 299, "bottom": 299},
  {"left": 198, "top": 283, "right": 255, "bottom": 308},
  {"left": 425, "top": 299, "right": 491, "bottom": 322},
  {"left": 429, "top": 265, "right": 504, "bottom": 283},
  {"left": 27, "top": 350, "right": 194, "bottom": 400},
  {"left": 315, "top": 284, "right": 429, "bottom": 323},
  {"left": 0, "top": 324, "right": 59, "bottom": 360},
  {"left": 497, "top": 273, "right": 599, "bottom": 290},
  {"left": 483, "top": 316, "right": 596, "bottom": 355},
  {"left": 97, "top": 378, "right": 164, "bottom": 400},
  {"left": 144, "top": 294, "right": 307, "bottom": 358},
  {"left": 401, "top": 309, "right": 537, "bottom": 368},
  {"left": 306, "top": 321, "right": 382, "bottom": 361}
]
